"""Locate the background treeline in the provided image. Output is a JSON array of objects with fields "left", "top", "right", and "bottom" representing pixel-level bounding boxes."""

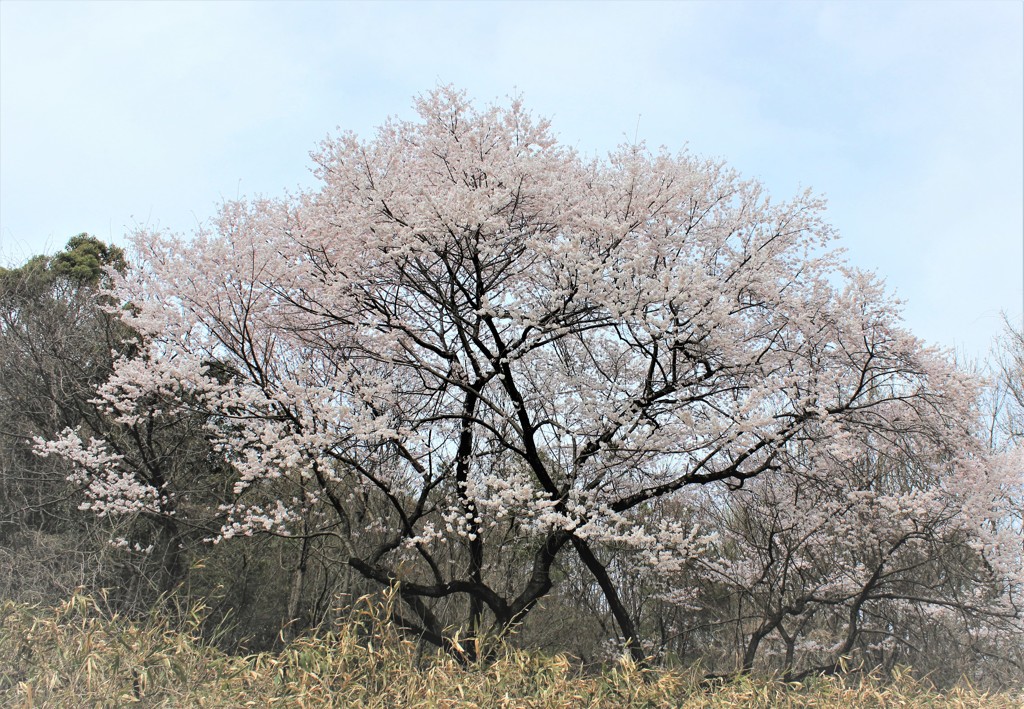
[
  {"left": 1, "top": 235, "right": 1022, "bottom": 689},
  {"left": 0, "top": 235, "right": 366, "bottom": 650}
]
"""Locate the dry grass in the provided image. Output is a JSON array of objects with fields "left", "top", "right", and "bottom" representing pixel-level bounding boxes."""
[{"left": 1, "top": 593, "right": 1019, "bottom": 708}]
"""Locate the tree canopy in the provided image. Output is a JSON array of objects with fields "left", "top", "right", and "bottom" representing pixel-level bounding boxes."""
[{"left": 32, "top": 88, "right": 1024, "bottom": 679}]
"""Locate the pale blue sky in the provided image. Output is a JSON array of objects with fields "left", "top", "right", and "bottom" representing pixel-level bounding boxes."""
[{"left": 1, "top": 0, "right": 1021, "bottom": 360}]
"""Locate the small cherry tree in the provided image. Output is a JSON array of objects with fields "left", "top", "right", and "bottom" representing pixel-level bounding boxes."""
[
  {"left": 660, "top": 431, "right": 1023, "bottom": 681},
  {"left": 42, "top": 88, "right": 1023, "bottom": 663},
  {"left": 3, "top": 236, "right": 234, "bottom": 606}
]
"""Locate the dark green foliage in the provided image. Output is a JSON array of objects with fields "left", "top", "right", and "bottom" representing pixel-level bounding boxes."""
[
  {"left": 0, "top": 234, "right": 126, "bottom": 297},
  {"left": 50, "top": 233, "right": 127, "bottom": 283}
]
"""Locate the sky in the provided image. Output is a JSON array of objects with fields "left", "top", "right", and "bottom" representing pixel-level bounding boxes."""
[{"left": 1, "top": 0, "right": 1021, "bottom": 362}]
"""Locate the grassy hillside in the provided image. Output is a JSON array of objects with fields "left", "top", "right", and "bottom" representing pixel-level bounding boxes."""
[{"left": 1, "top": 594, "right": 1018, "bottom": 708}]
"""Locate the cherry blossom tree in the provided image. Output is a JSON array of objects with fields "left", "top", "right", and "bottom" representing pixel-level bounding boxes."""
[
  {"left": 41, "top": 87, "right": 1023, "bottom": 664},
  {"left": 987, "top": 317, "right": 1024, "bottom": 450},
  {"left": 657, "top": 430, "right": 1023, "bottom": 682}
]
